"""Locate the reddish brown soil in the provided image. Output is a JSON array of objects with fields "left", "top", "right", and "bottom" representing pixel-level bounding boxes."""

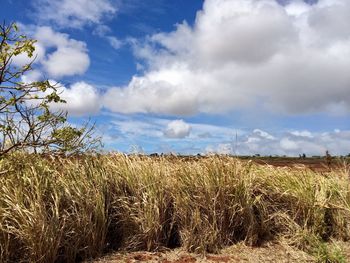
[
  {"left": 205, "top": 255, "right": 231, "bottom": 262},
  {"left": 143, "top": 155, "right": 348, "bottom": 172},
  {"left": 87, "top": 242, "right": 318, "bottom": 263},
  {"left": 87, "top": 240, "right": 350, "bottom": 262},
  {"left": 251, "top": 158, "right": 342, "bottom": 171}
]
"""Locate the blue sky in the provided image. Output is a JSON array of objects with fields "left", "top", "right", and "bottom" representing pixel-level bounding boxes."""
[{"left": 2, "top": 0, "right": 350, "bottom": 156}]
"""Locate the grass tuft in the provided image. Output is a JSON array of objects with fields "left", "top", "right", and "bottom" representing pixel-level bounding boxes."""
[{"left": 0, "top": 154, "right": 349, "bottom": 262}]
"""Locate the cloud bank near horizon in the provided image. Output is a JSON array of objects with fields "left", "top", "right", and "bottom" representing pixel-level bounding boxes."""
[{"left": 101, "top": 116, "right": 350, "bottom": 156}]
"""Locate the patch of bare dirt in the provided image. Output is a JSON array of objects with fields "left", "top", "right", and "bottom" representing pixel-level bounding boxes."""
[{"left": 87, "top": 242, "right": 319, "bottom": 263}]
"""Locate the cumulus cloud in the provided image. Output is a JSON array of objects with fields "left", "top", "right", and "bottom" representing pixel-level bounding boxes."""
[
  {"left": 280, "top": 137, "right": 299, "bottom": 151},
  {"left": 102, "top": 0, "right": 350, "bottom": 116},
  {"left": 15, "top": 25, "right": 95, "bottom": 116},
  {"left": 205, "top": 143, "right": 233, "bottom": 155},
  {"left": 253, "top": 129, "right": 275, "bottom": 140},
  {"left": 22, "top": 79, "right": 100, "bottom": 116},
  {"left": 32, "top": 0, "right": 117, "bottom": 28},
  {"left": 15, "top": 25, "right": 90, "bottom": 79},
  {"left": 21, "top": 70, "right": 43, "bottom": 83},
  {"left": 12, "top": 43, "right": 46, "bottom": 67},
  {"left": 164, "top": 120, "right": 191, "bottom": 139},
  {"left": 49, "top": 81, "right": 101, "bottom": 116},
  {"left": 35, "top": 26, "right": 90, "bottom": 78},
  {"left": 43, "top": 48, "right": 89, "bottom": 78}
]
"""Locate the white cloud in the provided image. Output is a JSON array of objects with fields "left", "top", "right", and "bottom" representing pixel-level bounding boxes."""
[
  {"left": 284, "top": 0, "right": 311, "bottom": 16},
  {"left": 15, "top": 25, "right": 90, "bottom": 79},
  {"left": 290, "top": 130, "right": 313, "bottom": 138},
  {"left": 35, "top": 26, "right": 90, "bottom": 78},
  {"left": 49, "top": 81, "right": 101, "bottom": 116},
  {"left": 23, "top": 80, "right": 100, "bottom": 116},
  {"left": 14, "top": 25, "right": 95, "bottom": 116},
  {"left": 164, "top": 119, "right": 191, "bottom": 139},
  {"left": 308, "top": 0, "right": 350, "bottom": 41},
  {"left": 103, "top": 68, "right": 200, "bottom": 115},
  {"left": 103, "top": 114, "right": 241, "bottom": 143},
  {"left": 280, "top": 137, "right": 299, "bottom": 151},
  {"left": 106, "top": 36, "right": 123, "bottom": 50},
  {"left": 43, "top": 47, "right": 89, "bottom": 78},
  {"left": 93, "top": 25, "right": 112, "bottom": 37},
  {"left": 100, "top": 114, "right": 350, "bottom": 156},
  {"left": 206, "top": 129, "right": 350, "bottom": 157},
  {"left": 12, "top": 43, "right": 46, "bottom": 67},
  {"left": 102, "top": 0, "right": 350, "bottom": 116},
  {"left": 93, "top": 25, "right": 123, "bottom": 50},
  {"left": 33, "top": 0, "right": 117, "bottom": 28},
  {"left": 21, "top": 70, "right": 43, "bottom": 83},
  {"left": 205, "top": 143, "right": 233, "bottom": 155},
  {"left": 253, "top": 129, "right": 275, "bottom": 140}
]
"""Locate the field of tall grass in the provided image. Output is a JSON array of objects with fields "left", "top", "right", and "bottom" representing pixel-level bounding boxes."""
[{"left": 0, "top": 153, "right": 349, "bottom": 262}]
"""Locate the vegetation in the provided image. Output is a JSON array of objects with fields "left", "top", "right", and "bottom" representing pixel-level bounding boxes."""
[
  {"left": 0, "top": 22, "right": 100, "bottom": 156},
  {"left": 0, "top": 19, "right": 349, "bottom": 263},
  {"left": 0, "top": 154, "right": 349, "bottom": 262}
]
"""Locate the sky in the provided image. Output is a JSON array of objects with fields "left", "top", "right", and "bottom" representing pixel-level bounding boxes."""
[{"left": 2, "top": 0, "right": 350, "bottom": 156}]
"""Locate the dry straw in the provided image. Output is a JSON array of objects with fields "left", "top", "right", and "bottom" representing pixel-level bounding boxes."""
[{"left": 0, "top": 154, "right": 349, "bottom": 262}]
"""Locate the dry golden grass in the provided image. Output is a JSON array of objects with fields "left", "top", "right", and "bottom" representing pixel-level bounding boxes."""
[{"left": 0, "top": 154, "right": 349, "bottom": 262}]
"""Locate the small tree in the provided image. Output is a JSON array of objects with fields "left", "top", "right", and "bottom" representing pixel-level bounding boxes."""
[
  {"left": 0, "top": 22, "right": 100, "bottom": 156},
  {"left": 325, "top": 150, "right": 332, "bottom": 167}
]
